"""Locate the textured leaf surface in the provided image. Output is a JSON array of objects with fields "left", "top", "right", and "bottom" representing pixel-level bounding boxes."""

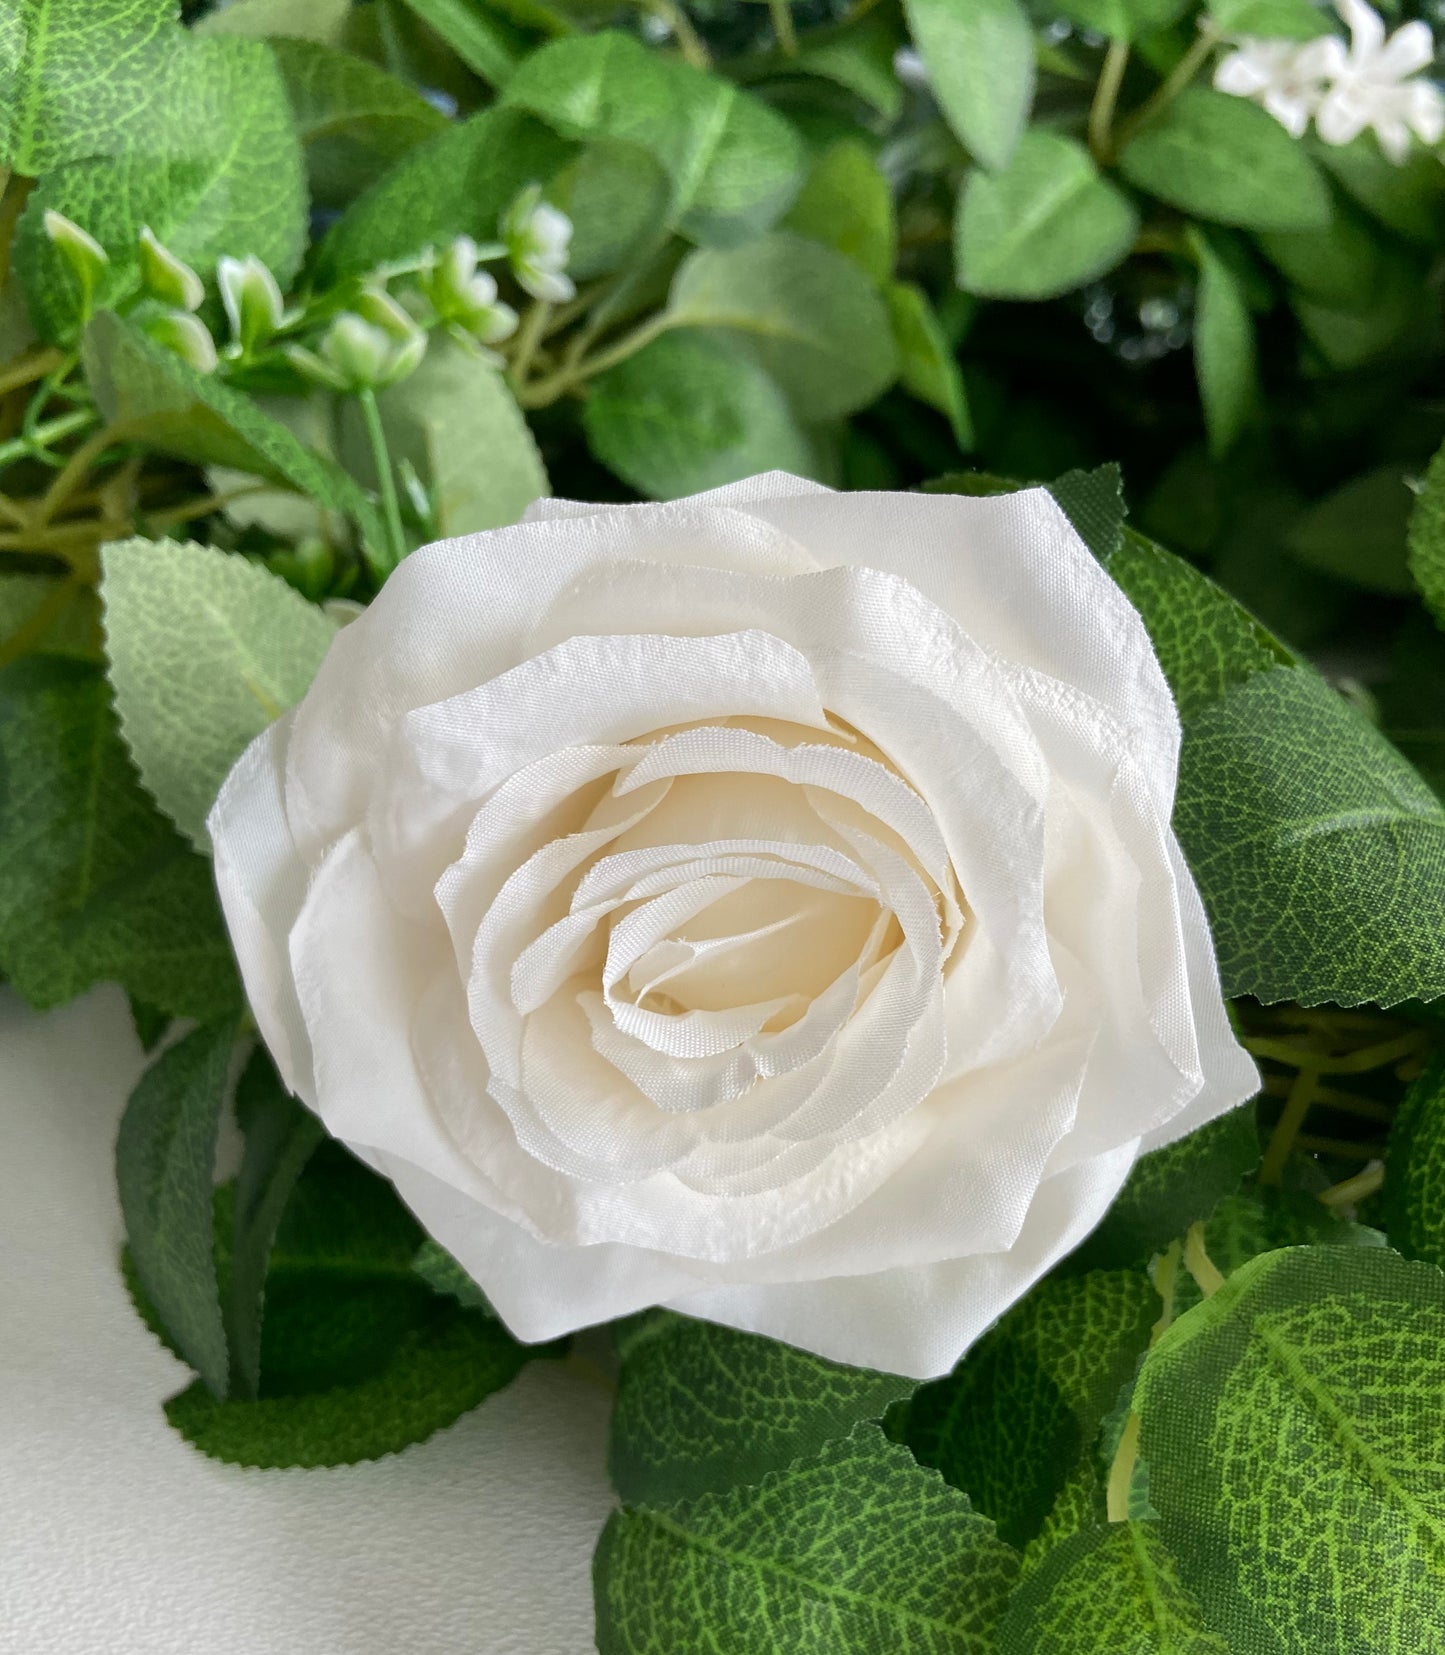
[
  {"left": 1120, "top": 89, "right": 1330, "bottom": 231},
  {"left": 1001, "top": 1522, "right": 1228, "bottom": 1653},
  {"left": 594, "top": 1423, "right": 1021, "bottom": 1655},
  {"left": 1190, "top": 228, "right": 1256, "bottom": 459},
  {"left": 1174, "top": 666, "right": 1445, "bottom": 1005},
  {"left": 116, "top": 1020, "right": 239, "bottom": 1398},
  {"left": 906, "top": 1271, "right": 1158, "bottom": 1545},
  {"left": 1050, "top": 463, "right": 1125, "bottom": 561},
  {"left": 0, "top": 657, "right": 240, "bottom": 1018},
  {"left": 1382, "top": 1052, "right": 1445, "bottom": 1269},
  {"left": 609, "top": 1311, "right": 913, "bottom": 1509},
  {"left": 902, "top": 0, "right": 1033, "bottom": 172},
  {"left": 669, "top": 232, "right": 896, "bottom": 420},
  {"left": 956, "top": 130, "right": 1137, "bottom": 300},
  {"left": 101, "top": 537, "right": 337, "bottom": 849},
  {"left": 1407, "top": 438, "right": 1445, "bottom": 630},
  {"left": 1137, "top": 1246, "right": 1445, "bottom": 1655}
]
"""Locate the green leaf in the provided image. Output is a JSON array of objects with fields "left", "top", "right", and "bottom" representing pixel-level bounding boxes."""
[
  {"left": 1119, "top": 89, "right": 1331, "bottom": 232},
  {"left": 1382, "top": 1052, "right": 1445, "bottom": 1269},
  {"left": 584, "top": 329, "right": 819, "bottom": 500},
  {"left": 902, "top": 0, "right": 1033, "bottom": 172},
  {"left": 1285, "top": 466, "right": 1414, "bottom": 595},
  {"left": 397, "top": 0, "right": 527, "bottom": 85},
  {"left": 269, "top": 37, "right": 447, "bottom": 210},
  {"left": 1189, "top": 227, "right": 1257, "bottom": 460},
  {"left": 1050, "top": 463, "right": 1126, "bottom": 561},
  {"left": 783, "top": 139, "right": 895, "bottom": 285},
  {"left": 0, "top": 570, "right": 101, "bottom": 661},
  {"left": 1176, "top": 665, "right": 1445, "bottom": 1006},
  {"left": 1137, "top": 1245, "right": 1445, "bottom": 1654},
  {"left": 1001, "top": 1522, "right": 1229, "bottom": 1653},
  {"left": 1070, "top": 1107, "right": 1262, "bottom": 1273},
  {"left": 593, "top": 1422, "right": 1021, "bottom": 1655},
  {"left": 785, "top": 9, "right": 906, "bottom": 123},
  {"left": 905, "top": 1271, "right": 1158, "bottom": 1547},
  {"left": 668, "top": 231, "right": 896, "bottom": 420},
  {"left": 1314, "top": 132, "right": 1445, "bottom": 246},
  {"left": 1052, "top": 0, "right": 1189, "bottom": 42},
  {"left": 412, "top": 1238, "right": 495, "bottom": 1314},
  {"left": 1292, "top": 259, "right": 1436, "bottom": 371},
  {"left": 1409, "top": 440, "right": 1445, "bottom": 631},
  {"left": 1208, "top": 0, "right": 1334, "bottom": 37},
  {"left": 956, "top": 130, "right": 1138, "bottom": 301},
  {"left": 316, "top": 104, "right": 574, "bottom": 283},
  {"left": 546, "top": 139, "right": 672, "bottom": 280},
  {"left": 223, "top": 1049, "right": 325, "bottom": 1402},
  {"left": 887, "top": 281, "right": 972, "bottom": 451},
  {"left": 83, "top": 311, "right": 385, "bottom": 555},
  {"left": 194, "top": 0, "right": 350, "bottom": 41},
  {"left": 0, "top": 0, "right": 181, "bottom": 174},
  {"left": 608, "top": 1311, "right": 914, "bottom": 1509},
  {"left": 0, "top": 657, "right": 241, "bottom": 1019},
  {"left": 116, "top": 1020, "right": 240, "bottom": 1399},
  {"left": 14, "top": 35, "right": 307, "bottom": 343},
  {"left": 1257, "top": 196, "right": 1397, "bottom": 309},
  {"left": 100, "top": 536, "right": 338, "bottom": 850}
]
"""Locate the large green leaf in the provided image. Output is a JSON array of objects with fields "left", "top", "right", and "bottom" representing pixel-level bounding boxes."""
[
  {"left": 1407, "top": 438, "right": 1445, "bottom": 630},
  {"left": 1174, "top": 665, "right": 1445, "bottom": 1005},
  {"left": 101, "top": 536, "right": 338, "bottom": 851},
  {"left": 0, "top": 657, "right": 241, "bottom": 1019},
  {"left": 608, "top": 1311, "right": 913, "bottom": 1509},
  {"left": 116, "top": 1020, "right": 240, "bottom": 1399},
  {"left": 584, "top": 329, "right": 818, "bottom": 500},
  {"left": 14, "top": 34, "right": 306, "bottom": 343},
  {"left": 888, "top": 281, "right": 972, "bottom": 451},
  {"left": 397, "top": 0, "right": 527, "bottom": 85},
  {"left": 784, "top": 138, "right": 895, "bottom": 285},
  {"left": 593, "top": 1423, "right": 1021, "bottom": 1655},
  {"left": 1189, "top": 227, "right": 1257, "bottom": 460},
  {"left": 1137, "top": 1246, "right": 1445, "bottom": 1655},
  {"left": 1119, "top": 89, "right": 1330, "bottom": 232},
  {"left": 905, "top": 1270, "right": 1158, "bottom": 1546},
  {"left": 902, "top": 0, "right": 1033, "bottom": 172},
  {"left": 1382, "top": 1052, "right": 1445, "bottom": 1269},
  {"left": 1286, "top": 466, "right": 1414, "bottom": 595},
  {"left": 955, "top": 130, "right": 1137, "bottom": 300},
  {"left": 668, "top": 231, "right": 896, "bottom": 420},
  {"left": 1001, "top": 1522, "right": 1229, "bottom": 1653},
  {"left": 0, "top": 0, "right": 181, "bottom": 173},
  {"left": 547, "top": 139, "right": 672, "bottom": 280}
]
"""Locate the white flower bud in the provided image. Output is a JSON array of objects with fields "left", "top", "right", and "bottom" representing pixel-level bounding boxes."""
[
  {"left": 501, "top": 184, "right": 576, "bottom": 305},
  {"left": 137, "top": 226, "right": 204, "bottom": 313},
  {"left": 289, "top": 306, "right": 427, "bottom": 394},
  {"left": 143, "top": 309, "right": 219, "bottom": 374},
  {"left": 43, "top": 210, "right": 109, "bottom": 318},
  {"left": 218, "top": 254, "right": 286, "bottom": 356}
]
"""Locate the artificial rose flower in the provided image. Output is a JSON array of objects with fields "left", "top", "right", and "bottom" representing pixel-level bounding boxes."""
[{"left": 209, "top": 474, "right": 1257, "bottom": 1378}]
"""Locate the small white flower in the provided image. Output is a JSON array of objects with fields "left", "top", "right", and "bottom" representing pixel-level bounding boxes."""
[
  {"left": 43, "top": 210, "right": 108, "bottom": 318},
  {"left": 1214, "top": 36, "right": 1343, "bottom": 138},
  {"left": 218, "top": 255, "right": 286, "bottom": 357},
  {"left": 421, "top": 236, "right": 519, "bottom": 346},
  {"left": 137, "top": 227, "right": 204, "bottom": 313},
  {"left": 501, "top": 184, "right": 576, "bottom": 305},
  {"left": 1315, "top": 0, "right": 1444, "bottom": 162},
  {"left": 288, "top": 292, "right": 426, "bottom": 394},
  {"left": 142, "top": 309, "right": 218, "bottom": 374}
]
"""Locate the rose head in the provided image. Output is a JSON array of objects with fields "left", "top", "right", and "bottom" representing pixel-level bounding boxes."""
[{"left": 209, "top": 474, "right": 1257, "bottom": 1378}]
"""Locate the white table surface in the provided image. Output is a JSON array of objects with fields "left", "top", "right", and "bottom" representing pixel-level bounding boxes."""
[{"left": 1, "top": 987, "right": 614, "bottom": 1655}]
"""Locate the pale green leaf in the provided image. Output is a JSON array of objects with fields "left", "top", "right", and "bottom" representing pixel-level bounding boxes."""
[
  {"left": 902, "top": 0, "right": 1033, "bottom": 172},
  {"left": 1189, "top": 227, "right": 1258, "bottom": 460},
  {"left": 887, "top": 281, "right": 972, "bottom": 450},
  {"left": 547, "top": 139, "right": 673, "bottom": 280},
  {"left": 1052, "top": 0, "right": 1189, "bottom": 42},
  {"left": 1209, "top": 0, "right": 1334, "bottom": 36},
  {"left": 784, "top": 138, "right": 895, "bottom": 284},
  {"left": 955, "top": 129, "right": 1138, "bottom": 300},
  {"left": 100, "top": 536, "right": 338, "bottom": 849},
  {"left": 195, "top": 0, "right": 350, "bottom": 41}
]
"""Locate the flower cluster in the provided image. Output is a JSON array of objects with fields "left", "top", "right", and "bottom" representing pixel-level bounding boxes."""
[{"left": 1215, "top": 0, "right": 1443, "bottom": 162}]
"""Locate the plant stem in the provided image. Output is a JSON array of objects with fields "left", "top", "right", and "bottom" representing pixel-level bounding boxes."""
[
  {"left": 519, "top": 312, "right": 674, "bottom": 409},
  {"left": 0, "top": 407, "right": 97, "bottom": 474},
  {"left": 643, "top": 0, "right": 709, "bottom": 67},
  {"left": 0, "top": 346, "right": 65, "bottom": 401},
  {"left": 1261, "top": 1065, "right": 1321, "bottom": 1185},
  {"left": 1088, "top": 41, "right": 1130, "bottom": 164},
  {"left": 1244, "top": 1030, "right": 1429, "bottom": 1075},
  {"left": 1318, "top": 1164, "right": 1385, "bottom": 1209},
  {"left": 769, "top": 0, "right": 798, "bottom": 56},
  {"left": 1182, "top": 1220, "right": 1225, "bottom": 1297},
  {"left": 1115, "top": 22, "right": 1223, "bottom": 150},
  {"left": 508, "top": 298, "right": 554, "bottom": 391},
  {"left": 357, "top": 387, "right": 405, "bottom": 577},
  {"left": 1105, "top": 1412, "right": 1141, "bottom": 1523}
]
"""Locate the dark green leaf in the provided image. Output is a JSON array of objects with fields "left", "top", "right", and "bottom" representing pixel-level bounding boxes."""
[
  {"left": 116, "top": 1020, "right": 240, "bottom": 1398},
  {"left": 1407, "top": 439, "right": 1445, "bottom": 631},
  {"left": 609, "top": 1311, "right": 914, "bottom": 1509},
  {"left": 1050, "top": 463, "right": 1125, "bottom": 561},
  {"left": 0, "top": 571, "right": 101, "bottom": 661},
  {"left": 1382, "top": 1051, "right": 1445, "bottom": 1269},
  {"left": 412, "top": 1238, "right": 495, "bottom": 1313},
  {"left": 1119, "top": 89, "right": 1330, "bottom": 232},
  {"left": 1257, "top": 196, "right": 1398, "bottom": 309},
  {"left": 1137, "top": 1246, "right": 1445, "bottom": 1655},
  {"left": 1189, "top": 227, "right": 1257, "bottom": 460},
  {"left": 784, "top": 9, "right": 906, "bottom": 123},
  {"left": 594, "top": 1422, "right": 1021, "bottom": 1655},
  {"left": 784, "top": 139, "right": 895, "bottom": 285},
  {"left": 887, "top": 281, "right": 973, "bottom": 451},
  {"left": 903, "top": 0, "right": 1033, "bottom": 172},
  {"left": 1285, "top": 466, "right": 1415, "bottom": 595},
  {"left": 397, "top": 0, "right": 527, "bottom": 85},
  {"left": 0, "top": 657, "right": 241, "bottom": 1019},
  {"left": 1314, "top": 132, "right": 1445, "bottom": 246}
]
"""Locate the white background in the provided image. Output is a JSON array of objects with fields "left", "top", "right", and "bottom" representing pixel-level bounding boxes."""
[{"left": 1, "top": 987, "right": 614, "bottom": 1655}]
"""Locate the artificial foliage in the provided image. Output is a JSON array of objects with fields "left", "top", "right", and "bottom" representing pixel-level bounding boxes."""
[{"left": 4, "top": 0, "right": 1445, "bottom": 1650}]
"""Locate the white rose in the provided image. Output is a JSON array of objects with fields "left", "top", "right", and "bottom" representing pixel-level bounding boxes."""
[{"left": 209, "top": 473, "right": 1257, "bottom": 1379}]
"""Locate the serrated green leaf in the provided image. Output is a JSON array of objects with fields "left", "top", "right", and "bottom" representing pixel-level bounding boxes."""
[
  {"left": 0, "top": 657, "right": 241, "bottom": 1019},
  {"left": 0, "top": 0, "right": 181, "bottom": 174},
  {"left": 1071, "top": 1107, "right": 1261, "bottom": 1274},
  {"left": 956, "top": 130, "right": 1138, "bottom": 301},
  {"left": 905, "top": 1271, "right": 1158, "bottom": 1547},
  {"left": 1286, "top": 466, "right": 1414, "bottom": 595},
  {"left": 398, "top": 0, "right": 526, "bottom": 85},
  {"left": 1314, "top": 132, "right": 1445, "bottom": 246},
  {"left": 887, "top": 281, "right": 972, "bottom": 451},
  {"left": 1053, "top": 0, "right": 1189, "bottom": 39},
  {"left": 1382, "top": 1052, "right": 1445, "bottom": 1269},
  {"left": 270, "top": 37, "right": 447, "bottom": 209},
  {"left": 14, "top": 35, "right": 306, "bottom": 343},
  {"left": 902, "top": 0, "right": 1033, "bottom": 172},
  {"left": 83, "top": 312, "right": 385, "bottom": 556},
  {"left": 1175, "top": 665, "right": 1445, "bottom": 1005},
  {"left": 116, "top": 1020, "right": 240, "bottom": 1399},
  {"left": 1002, "top": 1522, "right": 1228, "bottom": 1653},
  {"left": 784, "top": 138, "right": 895, "bottom": 284},
  {"left": 1119, "top": 88, "right": 1330, "bottom": 232},
  {"left": 225, "top": 1049, "right": 325, "bottom": 1402},
  {"left": 412, "top": 1238, "right": 495, "bottom": 1314},
  {"left": 584, "top": 329, "right": 819, "bottom": 500},
  {"left": 593, "top": 1422, "right": 1021, "bottom": 1655},
  {"left": 1209, "top": 0, "right": 1333, "bottom": 37},
  {"left": 101, "top": 536, "right": 338, "bottom": 850},
  {"left": 608, "top": 1311, "right": 913, "bottom": 1510},
  {"left": 1407, "top": 439, "right": 1445, "bottom": 631},
  {"left": 668, "top": 231, "right": 896, "bottom": 420},
  {"left": 1137, "top": 1245, "right": 1445, "bottom": 1655},
  {"left": 1050, "top": 463, "right": 1126, "bottom": 561},
  {"left": 317, "top": 104, "right": 573, "bottom": 283},
  {"left": 1189, "top": 227, "right": 1257, "bottom": 461}
]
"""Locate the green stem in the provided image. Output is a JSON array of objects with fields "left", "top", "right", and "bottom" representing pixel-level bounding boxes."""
[
  {"left": 0, "top": 406, "right": 98, "bottom": 473},
  {"left": 357, "top": 387, "right": 405, "bottom": 577},
  {"left": 1319, "top": 1164, "right": 1385, "bottom": 1209},
  {"left": 507, "top": 298, "right": 554, "bottom": 392},
  {"left": 769, "top": 0, "right": 798, "bottom": 56},
  {"left": 1115, "top": 22, "right": 1223, "bottom": 150},
  {"left": 519, "top": 312, "right": 674, "bottom": 409},
  {"left": 643, "top": 0, "right": 709, "bottom": 67},
  {"left": 1261, "top": 1065, "right": 1321, "bottom": 1185},
  {"left": 1182, "top": 1220, "right": 1225, "bottom": 1298},
  {"left": 1088, "top": 40, "right": 1130, "bottom": 164}
]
